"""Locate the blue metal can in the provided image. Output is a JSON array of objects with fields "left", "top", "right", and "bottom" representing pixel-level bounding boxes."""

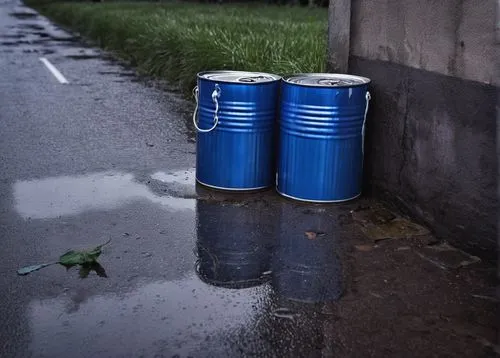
[
  {"left": 277, "top": 73, "right": 372, "bottom": 202},
  {"left": 194, "top": 70, "right": 281, "bottom": 191}
]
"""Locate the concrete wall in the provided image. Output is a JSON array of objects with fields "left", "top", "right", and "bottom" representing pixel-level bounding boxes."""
[
  {"left": 350, "top": 0, "right": 497, "bottom": 84},
  {"left": 347, "top": 0, "right": 498, "bottom": 259}
]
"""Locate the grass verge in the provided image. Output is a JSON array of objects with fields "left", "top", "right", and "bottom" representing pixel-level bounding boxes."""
[{"left": 24, "top": 0, "right": 327, "bottom": 93}]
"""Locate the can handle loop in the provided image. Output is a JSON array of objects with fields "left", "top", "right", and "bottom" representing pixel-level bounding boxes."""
[
  {"left": 192, "top": 84, "right": 221, "bottom": 133},
  {"left": 362, "top": 91, "right": 371, "bottom": 156}
]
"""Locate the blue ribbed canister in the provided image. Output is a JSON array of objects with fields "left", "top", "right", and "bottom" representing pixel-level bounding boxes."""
[
  {"left": 194, "top": 71, "right": 281, "bottom": 191},
  {"left": 277, "top": 73, "right": 371, "bottom": 202}
]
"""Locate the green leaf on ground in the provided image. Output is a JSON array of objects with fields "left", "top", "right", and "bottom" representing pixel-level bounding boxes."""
[
  {"left": 17, "top": 238, "right": 111, "bottom": 276},
  {"left": 58, "top": 238, "right": 112, "bottom": 267}
]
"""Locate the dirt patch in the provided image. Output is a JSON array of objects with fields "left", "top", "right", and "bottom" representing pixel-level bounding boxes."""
[{"left": 352, "top": 204, "right": 431, "bottom": 242}]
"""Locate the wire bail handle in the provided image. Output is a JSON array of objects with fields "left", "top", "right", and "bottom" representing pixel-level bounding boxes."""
[
  {"left": 192, "top": 84, "right": 221, "bottom": 133},
  {"left": 362, "top": 91, "right": 371, "bottom": 156}
]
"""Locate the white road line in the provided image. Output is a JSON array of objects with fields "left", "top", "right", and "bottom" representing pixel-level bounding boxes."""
[{"left": 39, "top": 57, "right": 69, "bottom": 84}]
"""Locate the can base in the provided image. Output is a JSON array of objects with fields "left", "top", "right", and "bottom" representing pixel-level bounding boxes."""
[
  {"left": 196, "top": 178, "right": 271, "bottom": 192},
  {"left": 276, "top": 188, "right": 361, "bottom": 203},
  {"left": 195, "top": 273, "right": 269, "bottom": 289}
]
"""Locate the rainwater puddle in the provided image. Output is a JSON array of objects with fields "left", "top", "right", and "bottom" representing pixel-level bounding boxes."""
[
  {"left": 149, "top": 168, "right": 197, "bottom": 198},
  {"left": 9, "top": 11, "right": 38, "bottom": 20},
  {"left": 1, "top": 33, "right": 24, "bottom": 39},
  {"left": 60, "top": 48, "right": 101, "bottom": 60},
  {"left": 193, "top": 198, "right": 345, "bottom": 303},
  {"left": 18, "top": 23, "right": 45, "bottom": 31},
  {"left": 195, "top": 199, "right": 273, "bottom": 289},
  {"left": 13, "top": 171, "right": 195, "bottom": 220},
  {"left": 271, "top": 203, "right": 345, "bottom": 303},
  {"left": 151, "top": 168, "right": 196, "bottom": 185},
  {"left": 65, "top": 53, "right": 101, "bottom": 60},
  {"left": 27, "top": 273, "right": 271, "bottom": 357},
  {"left": 0, "top": 40, "right": 29, "bottom": 46}
]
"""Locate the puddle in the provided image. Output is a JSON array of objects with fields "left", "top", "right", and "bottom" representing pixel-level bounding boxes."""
[
  {"left": 272, "top": 203, "right": 344, "bottom": 303},
  {"left": 28, "top": 274, "right": 272, "bottom": 357},
  {"left": 49, "top": 35, "right": 80, "bottom": 42},
  {"left": 33, "top": 32, "right": 49, "bottom": 38},
  {"left": 0, "top": 40, "right": 25, "bottom": 46},
  {"left": 195, "top": 200, "right": 273, "bottom": 289},
  {"left": 13, "top": 171, "right": 196, "bottom": 219},
  {"left": 59, "top": 47, "right": 100, "bottom": 59},
  {"left": 22, "top": 48, "right": 39, "bottom": 53},
  {"left": 9, "top": 12, "right": 38, "bottom": 19},
  {"left": 0, "top": 38, "right": 48, "bottom": 46},
  {"left": 65, "top": 54, "right": 101, "bottom": 60},
  {"left": 18, "top": 23, "right": 45, "bottom": 31},
  {"left": 151, "top": 168, "right": 196, "bottom": 185},
  {"left": 149, "top": 168, "right": 197, "bottom": 198},
  {"left": 1, "top": 34, "right": 24, "bottom": 39}
]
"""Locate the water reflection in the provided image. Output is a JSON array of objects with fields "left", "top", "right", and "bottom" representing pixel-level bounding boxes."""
[
  {"left": 271, "top": 202, "right": 344, "bottom": 303},
  {"left": 193, "top": 186, "right": 344, "bottom": 303},
  {"left": 28, "top": 274, "right": 271, "bottom": 357},
  {"left": 194, "top": 186, "right": 273, "bottom": 289},
  {"left": 13, "top": 171, "right": 195, "bottom": 219}
]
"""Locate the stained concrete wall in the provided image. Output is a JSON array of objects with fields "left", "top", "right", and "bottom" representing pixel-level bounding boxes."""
[
  {"left": 346, "top": 0, "right": 498, "bottom": 259},
  {"left": 350, "top": 0, "right": 497, "bottom": 85}
]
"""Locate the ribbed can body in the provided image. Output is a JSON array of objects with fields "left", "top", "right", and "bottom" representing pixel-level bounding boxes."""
[
  {"left": 277, "top": 73, "right": 371, "bottom": 202},
  {"left": 195, "top": 71, "right": 281, "bottom": 191}
]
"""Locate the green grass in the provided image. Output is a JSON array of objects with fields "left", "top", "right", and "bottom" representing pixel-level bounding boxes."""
[{"left": 26, "top": 1, "right": 327, "bottom": 93}]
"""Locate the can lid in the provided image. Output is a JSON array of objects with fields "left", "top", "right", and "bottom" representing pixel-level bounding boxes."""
[
  {"left": 198, "top": 70, "right": 281, "bottom": 84},
  {"left": 283, "top": 73, "right": 370, "bottom": 87}
]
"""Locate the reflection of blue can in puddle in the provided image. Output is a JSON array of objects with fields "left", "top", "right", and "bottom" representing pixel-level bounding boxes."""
[
  {"left": 193, "top": 70, "right": 281, "bottom": 191},
  {"left": 277, "top": 73, "right": 371, "bottom": 202},
  {"left": 195, "top": 194, "right": 272, "bottom": 288},
  {"left": 272, "top": 203, "right": 343, "bottom": 303}
]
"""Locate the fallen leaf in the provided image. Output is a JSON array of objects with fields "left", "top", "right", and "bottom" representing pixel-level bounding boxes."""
[
  {"left": 17, "top": 239, "right": 112, "bottom": 276},
  {"left": 59, "top": 238, "right": 111, "bottom": 267}
]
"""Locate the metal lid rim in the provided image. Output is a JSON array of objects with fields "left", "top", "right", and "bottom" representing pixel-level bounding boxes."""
[
  {"left": 281, "top": 73, "right": 371, "bottom": 87},
  {"left": 197, "top": 70, "right": 282, "bottom": 84}
]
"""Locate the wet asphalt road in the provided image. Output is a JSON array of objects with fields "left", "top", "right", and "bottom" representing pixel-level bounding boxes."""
[
  {"left": 0, "top": 2, "right": 346, "bottom": 357},
  {"left": 0, "top": 1, "right": 498, "bottom": 358}
]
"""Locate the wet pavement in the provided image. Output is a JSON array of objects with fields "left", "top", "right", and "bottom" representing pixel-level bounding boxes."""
[{"left": 0, "top": 1, "right": 498, "bottom": 357}]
